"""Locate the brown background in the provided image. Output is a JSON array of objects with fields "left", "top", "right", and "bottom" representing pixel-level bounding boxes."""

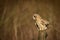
[{"left": 0, "top": 0, "right": 60, "bottom": 40}]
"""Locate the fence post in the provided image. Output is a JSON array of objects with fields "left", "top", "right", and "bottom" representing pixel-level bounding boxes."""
[{"left": 38, "top": 30, "right": 47, "bottom": 40}]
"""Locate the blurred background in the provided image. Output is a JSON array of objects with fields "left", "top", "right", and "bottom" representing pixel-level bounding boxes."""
[{"left": 0, "top": 0, "right": 60, "bottom": 40}]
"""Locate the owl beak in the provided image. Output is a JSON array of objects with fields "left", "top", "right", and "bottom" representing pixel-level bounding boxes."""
[{"left": 33, "top": 15, "right": 36, "bottom": 20}]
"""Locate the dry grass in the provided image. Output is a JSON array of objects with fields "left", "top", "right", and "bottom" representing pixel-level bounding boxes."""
[{"left": 0, "top": 0, "right": 60, "bottom": 40}]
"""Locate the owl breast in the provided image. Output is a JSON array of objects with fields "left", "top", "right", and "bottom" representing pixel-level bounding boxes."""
[{"left": 36, "top": 19, "right": 47, "bottom": 30}]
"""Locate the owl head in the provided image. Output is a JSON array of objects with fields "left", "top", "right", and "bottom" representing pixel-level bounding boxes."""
[{"left": 33, "top": 14, "right": 41, "bottom": 20}]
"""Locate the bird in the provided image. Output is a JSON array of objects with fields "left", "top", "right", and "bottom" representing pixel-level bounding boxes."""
[{"left": 33, "top": 14, "right": 49, "bottom": 31}]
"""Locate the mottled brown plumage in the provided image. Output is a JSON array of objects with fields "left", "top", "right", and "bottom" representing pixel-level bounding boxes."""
[{"left": 33, "top": 14, "right": 49, "bottom": 31}]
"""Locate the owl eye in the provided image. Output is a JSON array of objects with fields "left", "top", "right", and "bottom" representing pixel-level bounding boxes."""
[
  {"left": 33, "top": 15, "right": 36, "bottom": 20},
  {"left": 34, "top": 16, "right": 36, "bottom": 18}
]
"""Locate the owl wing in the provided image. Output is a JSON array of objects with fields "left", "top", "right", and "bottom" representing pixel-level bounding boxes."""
[
  {"left": 41, "top": 19, "right": 49, "bottom": 27},
  {"left": 35, "top": 23, "right": 40, "bottom": 29}
]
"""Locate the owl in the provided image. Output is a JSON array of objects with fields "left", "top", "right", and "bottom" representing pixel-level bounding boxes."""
[{"left": 33, "top": 14, "right": 49, "bottom": 31}]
